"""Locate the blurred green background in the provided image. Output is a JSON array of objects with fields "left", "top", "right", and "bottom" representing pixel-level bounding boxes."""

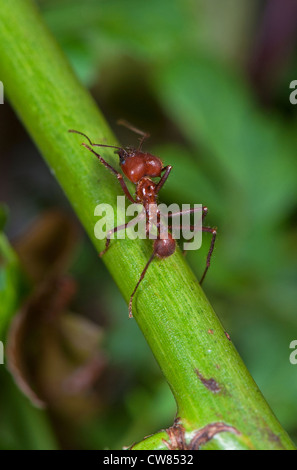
[{"left": 0, "top": 0, "right": 297, "bottom": 449}]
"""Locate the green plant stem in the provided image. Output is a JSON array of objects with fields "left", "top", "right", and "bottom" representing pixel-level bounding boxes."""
[{"left": 0, "top": 0, "right": 295, "bottom": 450}]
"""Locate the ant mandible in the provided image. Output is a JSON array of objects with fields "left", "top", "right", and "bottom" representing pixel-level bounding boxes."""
[{"left": 69, "top": 121, "right": 217, "bottom": 318}]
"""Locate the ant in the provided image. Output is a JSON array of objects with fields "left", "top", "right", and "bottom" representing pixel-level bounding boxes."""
[{"left": 69, "top": 121, "right": 217, "bottom": 318}]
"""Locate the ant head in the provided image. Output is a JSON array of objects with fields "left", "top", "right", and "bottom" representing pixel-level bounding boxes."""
[
  {"left": 115, "top": 147, "right": 135, "bottom": 165},
  {"left": 118, "top": 148, "right": 163, "bottom": 184}
]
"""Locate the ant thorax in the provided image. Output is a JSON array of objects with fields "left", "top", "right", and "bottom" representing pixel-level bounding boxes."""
[{"left": 135, "top": 177, "right": 157, "bottom": 205}]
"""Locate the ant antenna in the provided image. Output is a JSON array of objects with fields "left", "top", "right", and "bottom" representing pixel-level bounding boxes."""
[
  {"left": 68, "top": 129, "right": 122, "bottom": 151},
  {"left": 117, "top": 119, "right": 150, "bottom": 151}
]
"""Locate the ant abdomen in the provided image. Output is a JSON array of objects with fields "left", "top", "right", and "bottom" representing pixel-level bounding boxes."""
[{"left": 154, "top": 235, "right": 176, "bottom": 259}]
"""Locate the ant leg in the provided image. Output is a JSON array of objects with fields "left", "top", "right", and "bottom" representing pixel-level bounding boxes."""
[
  {"left": 166, "top": 223, "right": 198, "bottom": 254},
  {"left": 100, "top": 211, "right": 145, "bottom": 257},
  {"left": 129, "top": 211, "right": 163, "bottom": 318},
  {"left": 166, "top": 206, "right": 208, "bottom": 252},
  {"left": 169, "top": 206, "right": 208, "bottom": 221},
  {"left": 155, "top": 165, "right": 173, "bottom": 194},
  {"left": 200, "top": 227, "right": 217, "bottom": 284},
  {"left": 202, "top": 207, "right": 208, "bottom": 222},
  {"left": 82, "top": 144, "right": 136, "bottom": 204},
  {"left": 129, "top": 252, "right": 155, "bottom": 318},
  {"left": 117, "top": 119, "right": 150, "bottom": 151},
  {"left": 69, "top": 130, "right": 136, "bottom": 203},
  {"left": 99, "top": 222, "right": 130, "bottom": 257},
  {"left": 166, "top": 223, "right": 217, "bottom": 284}
]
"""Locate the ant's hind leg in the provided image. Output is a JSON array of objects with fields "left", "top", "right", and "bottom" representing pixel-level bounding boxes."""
[
  {"left": 167, "top": 222, "right": 217, "bottom": 283},
  {"left": 129, "top": 252, "right": 155, "bottom": 318},
  {"left": 200, "top": 226, "right": 217, "bottom": 284}
]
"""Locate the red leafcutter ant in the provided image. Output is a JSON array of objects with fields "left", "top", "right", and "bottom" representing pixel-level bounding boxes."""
[{"left": 69, "top": 121, "right": 217, "bottom": 318}]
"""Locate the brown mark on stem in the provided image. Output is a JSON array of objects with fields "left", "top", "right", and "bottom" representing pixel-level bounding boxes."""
[
  {"left": 163, "top": 420, "right": 241, "bottom": 450},
  {"left": 266, "top": 429, "right": 283, "bottom": 447},
  {"left": 189, "top": 422, "right": 241, "bottom": 450},
  {"left": 225, "top": 331, "right": 231, "bottom": 341},
  {"left": 195, "top": 368, "right": 222, "bottom": 394},
  {"left": 162, "top": 419, "right": 186, "bottom": 450}
]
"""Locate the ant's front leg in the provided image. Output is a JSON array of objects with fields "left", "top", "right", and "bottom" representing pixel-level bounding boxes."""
[
  {"left": 155, "top": 165, "right": 173, "bottom": 194},
  {"left": 69, "top": 130, "right": 136, "bottom": 204},
  {"left": 82, "top": 144, "right": 136, "bottom": 204}
]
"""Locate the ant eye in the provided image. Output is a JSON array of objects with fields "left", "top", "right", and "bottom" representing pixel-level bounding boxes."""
[{"left": 117, "top": 150, "right": 126, "bottom": 164}]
